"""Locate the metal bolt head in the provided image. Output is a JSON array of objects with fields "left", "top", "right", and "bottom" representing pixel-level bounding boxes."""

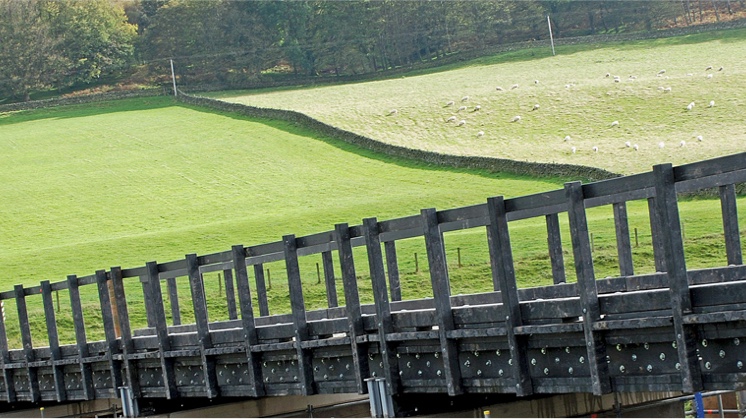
[
  {"left": 477, "top": 369, "right": 482, "bottom": 377},
  {"left": 508, "top": 359, "right": 513, "bottom": 366},
  {"left": 737, "top": 361, "right": 743, "bottom": 370},
  {"left": 675, "top": 363, "right": 681, "bottom": 371},
  {"left": 660, "top": 353, "right": 666, "bottom": 361},
  {"left": 434, "top": 352, "right": 440, "bottom": 359},
  {"left": 496, "top": 349, "right": 501, "bottom": 356},
  {"left": 632, "top": 354, "right": 637, "bottom": 362},
  {"left": 464, "top": 360, "right": 471, "bottom": 367},
  {"left": 616, "top": 344, "right": 622, "bottom": 352},
  {"left": 672, "top": 341, "right": 677, "bottom": 349},
  {"left": 554, "top": 357, "right": 560, "bottom": 364},
  {"left": 579, "top": 356, "right": 585, "bottom": 364},
  {"left": 619, "top": 365, "right": 626, "bottom": 373},
  {"left": 565, "top": 347, "right": 571, "bottom": 354},
  {"left": 701, "top": 339, "right": 708, "bottom": 347},
  {"left": 644, "top": 342, "right": 649, "bottom": 350},
  {"left": 415, "top": 353, "right": 420, "bottom": 359},
  {"left": 568, "top": 367, "right": 574, "bottom": 375},
  {"left": 418, "top": 370, "right": 423, "bottom": 376},
  {"left": 541, "top": 347, "right": 547, "bottom": 355},
  {"left": 705, "top": 362, "right": 712, "bottom": 370},
  {"left": 646, "top": 365, "right": 653, "bottom": 373},
  {"left": 531, "top": 358, "right": 537, "bottom": 366},
  {"left": 719, "top": 350, "right": 726, "bottom": 359},
  {"left": 543, "top": 368, "right": 549, "bottom": 376},
  {"left": 734, "top": 338, "right": 741, "bottom": 346},
  {"left": 498, "top": 369, "right": 504, "bottom": 377},
  {"left": 437, "top": 370, "right": 442, "bottom": 377}
]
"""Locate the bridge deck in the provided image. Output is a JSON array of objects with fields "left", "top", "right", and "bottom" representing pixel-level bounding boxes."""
[{"left": 0, "top": 153, "right": 745, "bottom": 406}]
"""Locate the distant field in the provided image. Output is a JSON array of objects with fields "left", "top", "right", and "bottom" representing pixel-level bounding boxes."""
[{"left": 212, "top": 28, "right": 746, "bottom": 175}]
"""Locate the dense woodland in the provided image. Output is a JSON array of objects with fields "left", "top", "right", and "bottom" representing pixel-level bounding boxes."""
[{"left": 1, "top": 0, "right": 745, "bottom": 102}]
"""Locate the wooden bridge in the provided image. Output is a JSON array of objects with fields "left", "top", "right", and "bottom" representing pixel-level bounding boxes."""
[{"left": 1, "top": 153, "right": 745, "bottom": 416}]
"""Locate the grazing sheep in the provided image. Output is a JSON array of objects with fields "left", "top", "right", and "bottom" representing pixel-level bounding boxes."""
[
  {"left": 445, "top": 100, "right": 455, "bottom": 107},
  {"left": 511, "top": 84, "right": 519, "bottom": 90},
  {"left": 571, "top": 146, "right": 577, "bottom": 153},
  {"left": 605, "top": 73, "right": 611, "bottom": 78},
  {"left": 658, "top": 142, "right": 665, "bottom": 149},
  {"left": 663, "top": 87, "right": 672, "bottom": 92},
  {"left": 510, "top": 115, "right": 521, "bottom": 122},
  {"left": 696, "top": 135, "right": 703, "bottom": 141},
  {"left": 532, "top": 104, "right": 540, "bottom": 111},
  {"left": 709, "top": 100, "right": 715, "bottom": 108},
  {"left": 625, "top": 141, "right": 631, "bottom": 148},
  {"left": 687, "top": 102, "right": 695, "bottom": 111},
  {"left": 446, "top": 116, "right": 457, "bottom": 123},
  {"left": 680, "top": 140, "right": 686, "bottom": 147},
  {"left": 565, "top": 84, "right": 573, "bottom": 88},
  {"left": 592, "top": 146, "right": 599, "bottom": 152},
  {"left": 473, "top": 105, "right": 481, "bottom": 111},
  {"left": 457, "top": 105, "right": 467, "bottom": 112},
  {"left": 719, "top": 66, "right": 724, "bottom": 71},
  {"left": 707, "top": 74, "right": 714, "bottom": 79},
  {"left": 686, "top": 73, "right": 694, "bottom": 76},
  {"left": 387, "top": 109, "right": 398, "bottom": 116},
  {"left": 457, "top": 119, "right": 466, "bottom": 127},
  {"left": 613, "top": 78, "right": 620, "bottom": 83},
  {"left": 629, "top": 75, "right": 637, "bottom": 80},
  {"left": 461, "top": 96, "right": 470, "bottom": 102},
  {"left": 496, "top": 86, "right": 504, "bottom": 91},
  {"left": 564, "top": 135, "right": 571, "bottom": 142},
  {"left": 706, "top": 65, "right": 713, "bottom": 71},
  {"left": 611, "top": 120, "right": 619, "bottom": 127},
  {"left": 658, "top": 69, "right": 666, "bottom": 75},
  {"left": 633, "top": 144, "right": 639, "bottom": 151},
  {"left": 534, "top": 80, "right": 540, "bottom": 84},
  {"left": 477, "top": 131, "right": 485, "bottom": 137}
]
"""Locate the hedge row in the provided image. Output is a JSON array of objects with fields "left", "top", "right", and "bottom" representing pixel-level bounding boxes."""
[
  {"left": 0, "top": 88, "right": 166, "bottom": 113},
  {"left": 176, "top": 92, "right": 620, "bottom": 183}
]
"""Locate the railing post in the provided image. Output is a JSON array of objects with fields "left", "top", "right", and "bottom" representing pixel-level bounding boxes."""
[
  {"left": 486, "top": 197, "right": 532, "bottom": 397},
  {"left": 0, "top": 295, "right": 13, "bottom": 403},
  {"left": 613, "top": 202, "right": 635, "bottom": 277},
  {"left": 186, "top": 254, "right": 219, "bottom": 399},
  {"left": 653, "top": 163, "right": 703, "bottom": 393},
  {"left": 231, "top": 245, "right": 265, "bottom": 397},
  {"left": 565, "top": 182, "right": 611, "bottom": 396},
  {"left": 545, "top": 213, "right": 566, "bottom": 285},
  {"left": 421, "top": 208, "right": 462, "bottom": 396},
  {"left": 284, "top": 234, "right": 315, "bottom": 396},
  {"left": 67, "top": 276, "right": 94, "bottom": 400},
  {"left": 720, "top": 184, "right": 743, "bottom": 266},
  {"left": 223, "top": 268, "right": 238, "bottom": 320},
  {"left": 647, "top": 197, "right": 668, "bottom": 273},
  {"left": 322, "top": 251, "right": 338, "bottom": 308},
  {"left": 145, "top": 261, "right": 178, "bottom": 399},
  {"left": 253, "top": 264, "right": 270, "bottom": 317},
  {"left": 335, "top": 223, "right": 369, "bottom": 394},
  {"left": 14, "top": 285, "right": 40, "bottom": 402},
  {"left": 384, "top": 241, "right": 402, "bottom": 301},
  {"left": 41, "top": 280, "right": 66, "bottom": 402},
  {"left": 165, "top": 277, "right": 181, "bottom": 325},
  {"left": 363, "top": 217, "right": 401, "bottom": 397},
  {"left": 111, "top": 266, "right": 141, "bottom": 398},
  {"left": 96, "top": 270, "right": 123, "bottom": 393}
]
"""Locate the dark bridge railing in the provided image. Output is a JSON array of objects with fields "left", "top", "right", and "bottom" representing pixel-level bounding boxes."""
[{"left": 0, "top": 152, "right": 744, "bottom": 406}]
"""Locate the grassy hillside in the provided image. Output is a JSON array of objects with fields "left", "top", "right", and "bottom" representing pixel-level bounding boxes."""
[{"left": 212, "top": 28, "right": 746, "bottom": 176}]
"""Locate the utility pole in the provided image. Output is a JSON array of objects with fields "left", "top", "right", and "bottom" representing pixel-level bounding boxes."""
[
  {"left": 547, "top": 15, "right": 556, "bottom": 56},
  {"left": 170, "top": 59, "right": 178, "bottom": 97}
]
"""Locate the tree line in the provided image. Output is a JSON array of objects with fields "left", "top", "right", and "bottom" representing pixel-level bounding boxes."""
[{"left": 1, "top": 0, "right": 743, "bottom": 102}]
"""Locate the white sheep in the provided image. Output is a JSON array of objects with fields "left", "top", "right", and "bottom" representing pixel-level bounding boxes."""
[
  {"left": 387, "top": 109, "right": 398, "bottom": 115},
  {"left": 510, "top": 115, "right": 521, "bottom": 122},
  {"left": 629, "top": 75, "right": 637, "bottom": 80},
  {"left": 611, "top": 120, "right": 619, "bottom": 127},
  {"left": 625, "top": 141, "right": 631, "bottom": 148},
  {"left": 687, "top": 102, "right": 695, "bottom": 111},
  {"left": 605, "top": 73, "right": 611, "bottom": 78},
  {"left": 445, "top": 100, "right": 455, "bottom": 107},
  {"left": 461, "top": 95, "right": 470, "bottom": 102},
  {"left": 565, "top": 84, "right": 573, "bottom": 88},
  {"left": 592, "top": 146, "right": 599, "bottom": 152},
  {"left": 457, "top": 105, "right": 467, "bottom": 112},
  {"left": 633, "top": 144, "right": 639, "bottom": 151},
  {"left": 510, "top": 84, "right": 519, "bottom": 90},
  {"left": 706, "top": 65, "right": 713, "bottom": 71},
  {"left": 663, "top": 87, "right": 672, "bottom": 92},
  {"left": 719, "top": 66, "right": 724, "bottom": 71},
  {"left": 446, "top": 116, "right": 457, "bottom": 123},
  {"left": 708, "top": 100, "right": 715, "bottom": 108},
  {"left": 658, "top": 142, "right": 665, "bottom": 149},
  {"left": 658, "top": 87, "right": 665, "bottom": 91},
  {"left": 532, "top": 104, "right": 540, "bottom": 111},
  {"left": 571, "top": 146, "right": 577, "bottom": 153},
  {"left": 679, "top": 140, "right": 686, "bottom": 147},
  {"left": 707, "top": 74, "right": 714, "bottom": 79},
  {"left": 473, "top": 105, "right": 481, "bottom": 111},
  {"left": 564, "top": 135, "right": 572, "bottom": 142},
  {"left": 534, "top": 80, "right": 539, "bottom": 85},
  {"left": 457, "top": 119, "right": 466, "bottom": 127},
  {"left": 696, "top": 135, "right": 703, "bottom": 141},
  {"left": 496, "top": 86, "right": 504, "bottom": 91},
  {"left": 658, "top": 69, "right": 666, "bottom": 75},
  {"left": 477, "top": 131, "right": 485, "bottom": 137}
]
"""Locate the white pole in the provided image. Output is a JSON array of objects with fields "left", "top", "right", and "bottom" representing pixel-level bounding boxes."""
[
  {"left": 170, "top": 59, "right": 178, "bottom": 97},
  {"left": 547, "top": 15, "right": 556, "bottom": 56}
]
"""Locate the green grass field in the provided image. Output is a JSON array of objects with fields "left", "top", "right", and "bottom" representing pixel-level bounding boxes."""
[
  {"left": 212, "top": 28, "right": 746, "bottom": 176},
  {"left": 1, "top": 29, "right": 745, "bottom": 348}
]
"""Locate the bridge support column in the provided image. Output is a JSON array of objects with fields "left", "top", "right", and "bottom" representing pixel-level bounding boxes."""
[
  {"left": 119, "top": 386, "right": 139, "bottom": 418},
  {"left": 366, "top": 378, "right": 395, "bottom": 418}
]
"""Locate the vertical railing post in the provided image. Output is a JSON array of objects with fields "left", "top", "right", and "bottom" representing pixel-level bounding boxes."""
[
  {"left": 363, "top": 217, "right": 401, "bottom": 397},
  {"left": 0, "top": 295, "right": 13, "bottom": 403},
  {"left": 720, "top": 184, "right": 743, "bottom": 266},
  {"left": 486, "top": 197, "right": 532, "bottom": 397},
  {"left": 565, "top": 182, "right": 611, "bottom": 396},
  {"left": 223, "top": 269, "right": 238, "bottom": 320},
  {"left": 67, "top": 276, "right": 94, "bottom": 400},
  {"left": 384, "top": 241, "right": 402, "bottom": 301},
  {"left": 15, "top": 285, "right": 40, "bottom": 402},
  {"left": 545, "top": 213, "right": 567, "bottom": 285},
  {"left": 322, "top": 251, "right": 338, "bottom": 308},
  {"left": 186, "top": 254, "right": 219, "bottom": 398},
  {"left": 253, "top": 264, "right": 270, "bottom": 317},
  {"left": 111, "top": 266, "right": 141, "bottom": 398},
  {"left": 96, "top": 270, "right": 123, "bottom": 394},
  {"left": 284, "top": 235, "right": 315, "bottom": 396},
  {"left": 653, "top": 163, "right": 703, "bottom": 393},
  {"left": 145, "top": 261, "right": 177, "bottom": 399},
  {"left": 231, "top": 245, "right": 264, "bottom": 397},
  {"left": 165, "top": 278, "right": 181, "bottom": 326},
  {"left": 41, "top": 280, "right": 65, "bottom": 402},
  {"left": 614, "top": 202, "right": 635, "bottom": 276},
  {"left": 335, "top": 223, "right": 369, "bottom": 394},
  {"left": 421, "top": 208, "right": 462, "bottom": 396},
  {"left": 647, "top": 197, "right": 668, "bottom": 273}
]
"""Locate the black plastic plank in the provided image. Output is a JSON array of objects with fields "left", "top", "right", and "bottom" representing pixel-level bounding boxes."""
[
  {"left": 322, "top": 251, "right": 338, "bottom": 308},
  {"left": 165, "top": 277, "right": 181, "bottom": 326},
  {"left": 647, "top": 196, "right": 667, "bottom": 273},
  {"left": 145, "top": 261, "right": 178, "bottom": 399},
  {"left": 421, "top": 208, "right": 462, "bottom": 396},
  {"left": 186, "top": 254, "right": 219, "bottom": 399},
  {"left": 545, "top": 213, "right": 566, "bottom": 285},
  {"left": 486, "top": 196, "right": 532, "bottom": 396},
  {"left": 720, "top": 184, "right": 743, "bottom": 266},
  {"left": 231, "top": 245, "right": 264, "bottom": 397},
  {"left": 95, "top": 271, "right": 123, "bottom": 391},
  {"left": 384, "top": 241, "right": 402, "bottom": 302},
  {"left": 222, "top": 268, "right": 238, "bottom": 320},
  {"left": 253, "top": 264, "right": 270, "bottom": 317},
  {"left": 110, "top": 266, "right": 141, "bottom": 398},
  {"left": 334, "top": 223, "right": 369, "bottom": 394},
  {"left": 564, "top": 182, "right": 611, "bottom": 395},
  {"left": 613, "top": 202, "right": 634, "bottom": 277},
  {"left": 673, "top": 152, "right": 746, "bottom": 182},
  {"left": 66, "top": 276, "right": 93, "bottom": 400},
  {"left": 363, "top": 217, "right": 401, "bottom": 395},
  {"left": 14, "top": 284, "right": 40, "bottom": 403},
  {"left": 653, "top": 163, "right": 703, "bottom": 393},
  {"left": 41, "top": 280, "right": 65, "bottom": 401},
  {"left": 284, "top": 235, "right": 315, "bottom": 396}
]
